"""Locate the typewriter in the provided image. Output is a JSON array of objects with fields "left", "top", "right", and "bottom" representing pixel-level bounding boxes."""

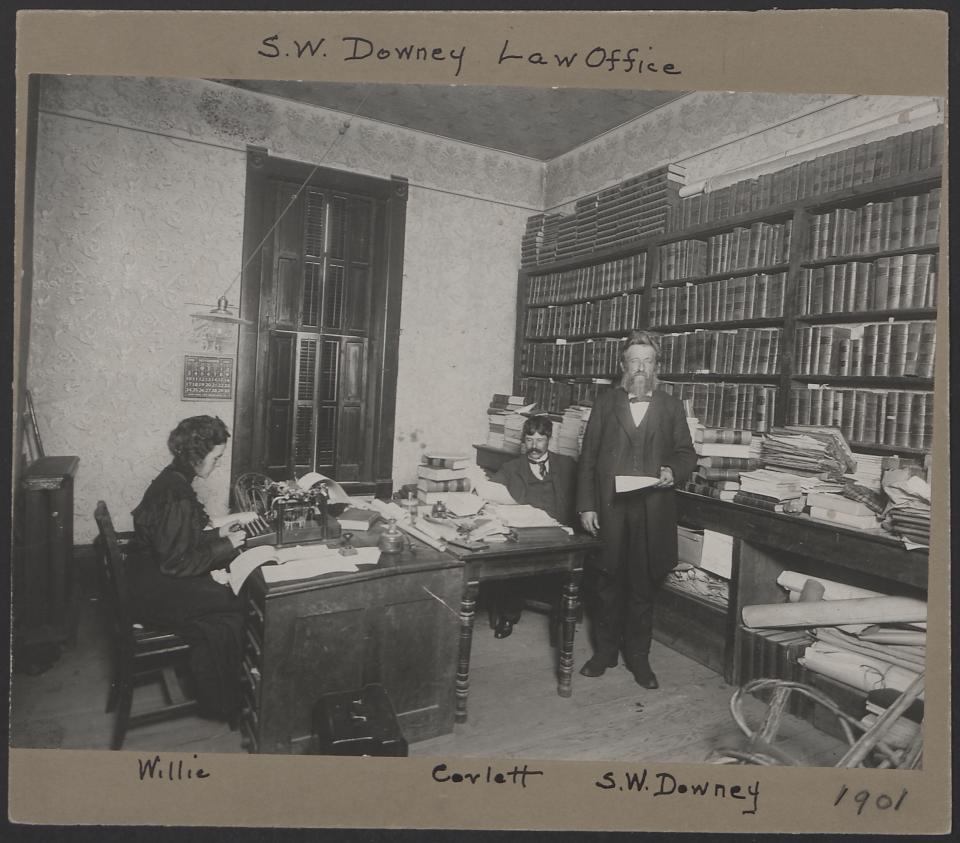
[{"left": 241, "top": 513, "right": 277, "bottom": 548}]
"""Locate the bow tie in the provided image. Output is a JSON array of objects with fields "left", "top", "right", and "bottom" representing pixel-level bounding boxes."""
[{"left": 629, "top": 395, "right": 651, "bottom": 404}]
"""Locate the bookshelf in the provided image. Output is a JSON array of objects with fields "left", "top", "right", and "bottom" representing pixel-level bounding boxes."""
[
  {"left": 512, "top": 124, "right": 941, "bottom": 718},
  {"left": 515, "top": 126, "right": 942, "bottom": 463}
]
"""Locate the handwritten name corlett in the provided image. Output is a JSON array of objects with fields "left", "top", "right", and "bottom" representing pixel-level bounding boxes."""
[
  {"left": 431, "top": 762, "right": 544, "bottom": 787},
  {"left": 595, "top": 769, "right": 760, "bottom": 815}
]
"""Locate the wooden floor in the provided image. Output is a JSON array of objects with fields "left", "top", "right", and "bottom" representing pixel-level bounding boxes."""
[{"left": 10, "top": 592, "right": 847, "bottom": 766}]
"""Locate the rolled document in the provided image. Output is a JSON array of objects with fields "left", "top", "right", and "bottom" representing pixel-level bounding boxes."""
[
  {"left": 777, "top": 570, "right": 882, "bottom": 600},
  {"left": 742, "top": 595, "right": 927, "bottom": 629}
]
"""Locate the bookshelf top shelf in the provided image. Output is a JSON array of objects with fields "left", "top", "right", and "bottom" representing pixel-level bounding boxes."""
[{"left": 521, "top": 167, "right": 942, "bottom": 278}]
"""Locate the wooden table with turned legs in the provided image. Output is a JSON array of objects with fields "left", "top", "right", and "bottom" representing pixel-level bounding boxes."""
[{"left": 445, "top": 529, "right": 602, "bottom": 724}]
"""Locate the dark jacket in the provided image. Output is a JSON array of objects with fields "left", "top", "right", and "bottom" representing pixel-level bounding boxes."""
[
  {"left": 132, "top": 464, "right": 238, "bottom": 577},
  {"left": 576, "top": 387, "right": 697, "bottom": 577},
  {"left": 490, "top": 451, "right": 578, "bottom": 527}
]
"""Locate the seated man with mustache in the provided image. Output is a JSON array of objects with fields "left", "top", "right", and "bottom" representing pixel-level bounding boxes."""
[{"left": 485, "top": 414, "right": 578, "bottom": 638}]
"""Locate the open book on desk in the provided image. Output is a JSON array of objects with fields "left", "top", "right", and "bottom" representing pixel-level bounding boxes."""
[{"left": 224, "top": 544, "right": 381, "bottom": 594}]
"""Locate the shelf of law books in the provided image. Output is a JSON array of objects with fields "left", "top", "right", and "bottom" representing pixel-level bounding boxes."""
[
  {"left": 513, "top": 124, "right": 943, "bottom": 516},
  {"left": 788, "top": 175, "right": 940, "bottom": 458}
]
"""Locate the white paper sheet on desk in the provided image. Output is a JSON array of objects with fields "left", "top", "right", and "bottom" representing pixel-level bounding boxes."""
[
  {"left": 260, "top": 546, "right": 380, "bottom": 584},
  {"left": 473, "top": 477, "right": 519, "bottom": 506},
  {"left": 436, "top": 492, "right": 485, "bottom": 517},
  {"left": 488, "top": 504, "right": 560, "bottom": 528},
  {"left": 615, "top": 475, "right": 659, "bottom": 493},
  {"left": 296, "top": 471, "right": 352, "bottom": 505}
]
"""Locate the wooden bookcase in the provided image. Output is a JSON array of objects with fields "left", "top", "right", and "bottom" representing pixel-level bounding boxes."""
[
  {"left": 509, "top": 126, "right": 941, "bottom": 718},
  {"left": 516, "top": 163, "right": 940, "bottom": 442}
]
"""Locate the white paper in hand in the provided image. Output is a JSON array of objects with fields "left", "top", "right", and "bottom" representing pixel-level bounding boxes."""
[{"left": 615, "top": 475, "right": 659, "bottom": 493}]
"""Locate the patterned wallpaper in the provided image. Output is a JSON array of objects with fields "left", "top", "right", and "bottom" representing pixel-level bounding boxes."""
[
  {"left": 393, "top": 186, "right": 530, "bottom": 485},
  {"left": 29, "top": 111, "right": 246, "bottom": 541},
  {"left": 29, "top": 76, "right": 543, "bottom": 542},
  {"left": 544, "top": 91, "right": 935, "bottom": 209},
  {"left": 30, "top": 76, "right": 931, "bottom": 543}
]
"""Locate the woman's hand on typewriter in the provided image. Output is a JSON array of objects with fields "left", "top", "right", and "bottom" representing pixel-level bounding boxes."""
[
  {"left": 226, "top": 528, "right": 246, "bottom": 549},
  {"left": 217, "top": 511, "right": 260, "bottom": 538}
]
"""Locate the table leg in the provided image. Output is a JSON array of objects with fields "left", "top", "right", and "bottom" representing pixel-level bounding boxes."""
[
  {"left": 557, "top": 568, "right": 582, "bottom": 698},
  {"left": 455, "top": 581, "right": 479, "bottom": 724}
]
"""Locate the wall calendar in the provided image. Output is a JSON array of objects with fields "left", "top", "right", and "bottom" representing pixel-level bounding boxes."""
[{"left": 182, "top": 355, "right": 235, "bottom": 401}]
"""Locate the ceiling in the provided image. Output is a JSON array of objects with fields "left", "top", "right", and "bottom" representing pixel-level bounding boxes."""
[{"left": 216, "top": 80, "right": 687, "bottom": 161}]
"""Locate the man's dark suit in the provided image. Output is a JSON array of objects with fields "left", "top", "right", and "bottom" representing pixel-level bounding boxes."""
[
  {"left": 576, "top": 387, "right": 697, "bottom": 667},
  {"left": 489, "top": 451, "right": 577, "bottom": 527},
  {"left": 487, "top": 451, "right": 578, "bottom": 624}
]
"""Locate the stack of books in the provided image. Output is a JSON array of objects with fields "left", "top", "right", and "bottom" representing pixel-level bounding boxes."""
[
  {"left": 685, "top": 427, "right": 762, "bottom": 500},
  {"left": 502, "top": 411, "right": 527, "bottom": 454},
  {"left": 735, "top": 468, "right": 809, "bottom": 512},
  {"left": 416, "top": 453, "right": 472, "bottom": 505},
  {"left": 520, "top": 213, "right": 562, "bottom": 268},
  {"left": 805, "top": 490, "right": 882, "bottom": 532},
  {"left": 554, "top": 405, "right": 591, "bottom": 458},
  {"left": 520, "top": 165, "right": 684, "bottom": 265},
  {"left": 672, "top": 123, "right": 944, "bottom": 230},
  {"left": 882, "top": 505, "right": 931, "bottom": 546},
  {"left": 845, "top": 452, "right": 899, "bottom": 491},
  {"left": 486, "top": 394, "right": 533, "bottom": 451}
]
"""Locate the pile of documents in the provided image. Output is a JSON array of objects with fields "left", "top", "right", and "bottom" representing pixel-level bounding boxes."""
[
  {"left": 881, "top": 468, "right": 932, "bottom": 548},
  {"left": 761, "top": 426, "right": 856, "bottom": 477}
]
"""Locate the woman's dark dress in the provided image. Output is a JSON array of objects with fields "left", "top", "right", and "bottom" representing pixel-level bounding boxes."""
[{"left": 129, "top": 463, "right": 243, "bottom": 720}]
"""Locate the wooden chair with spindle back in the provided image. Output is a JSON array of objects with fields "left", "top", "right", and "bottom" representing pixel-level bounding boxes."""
[{"left": 94, "top": 501, "right": 198, "bottom": 750}]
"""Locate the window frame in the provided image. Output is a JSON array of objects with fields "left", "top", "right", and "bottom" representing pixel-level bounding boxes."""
[{"left": 231, "top": 146, "right": 408, "bottom": 499}]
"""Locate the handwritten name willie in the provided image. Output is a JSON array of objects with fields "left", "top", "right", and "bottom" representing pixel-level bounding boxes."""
[
  {"left": 595, "top": 769, "right": 760, "bottom": 815},
  {"left": 137, "top": 754, "right": 210, "bottom": 781}
]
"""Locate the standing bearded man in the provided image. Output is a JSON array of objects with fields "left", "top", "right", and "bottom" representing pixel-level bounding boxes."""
[{"left": 576, "top": 330, "right": 697, "bottom": 688}]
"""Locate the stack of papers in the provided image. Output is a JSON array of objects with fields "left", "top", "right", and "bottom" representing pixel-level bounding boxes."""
[
  {"left": 487, "top": 503, "right": 561, "bottom": 528},
  {"left": 761, "top": 427, "right": 855, "bottom": 476}
]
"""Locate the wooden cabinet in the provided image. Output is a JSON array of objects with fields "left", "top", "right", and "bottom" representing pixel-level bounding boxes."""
[
  {"left": 14, "top": 456, "right": 80, "bottom": 671},
  {"left": 676, "top": 491, "right": 927, "bottom": 736},
  {"left": 239, "top": 547, "right": 463, "bottom": 754}
]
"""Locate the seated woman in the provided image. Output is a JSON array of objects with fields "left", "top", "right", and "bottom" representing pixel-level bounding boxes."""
[{"left": 128, "top": 415, "right": 247, "bottom": 722}]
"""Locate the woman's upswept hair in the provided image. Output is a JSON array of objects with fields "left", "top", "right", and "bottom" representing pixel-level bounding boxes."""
[{"left": 168, "top": 415, "right": 230, "bottom": 471}]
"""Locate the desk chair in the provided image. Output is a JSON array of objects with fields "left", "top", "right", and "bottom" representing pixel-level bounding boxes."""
[
  {"left": 234, "top": 472, "right": 272, "bottom": 516},
  {"left": 94, "top": 501, "right": 198, "bottom": 750}
]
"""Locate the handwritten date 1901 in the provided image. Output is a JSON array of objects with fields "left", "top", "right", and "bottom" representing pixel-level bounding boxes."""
[{"left": 834, "top": 784, "right": 907, "bottom": 815}]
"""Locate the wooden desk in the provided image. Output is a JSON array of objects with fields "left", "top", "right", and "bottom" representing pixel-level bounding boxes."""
[
  {"left": 239, "top": 541, "right": 463, "bottom": 754},
  {"left": 443, "top": 528, "right": 602, "bottom": 723}
]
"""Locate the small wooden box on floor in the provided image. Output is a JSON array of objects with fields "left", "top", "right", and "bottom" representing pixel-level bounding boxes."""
[{"left": 239, "top": 546, "right": 462, "bottom": 755}]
